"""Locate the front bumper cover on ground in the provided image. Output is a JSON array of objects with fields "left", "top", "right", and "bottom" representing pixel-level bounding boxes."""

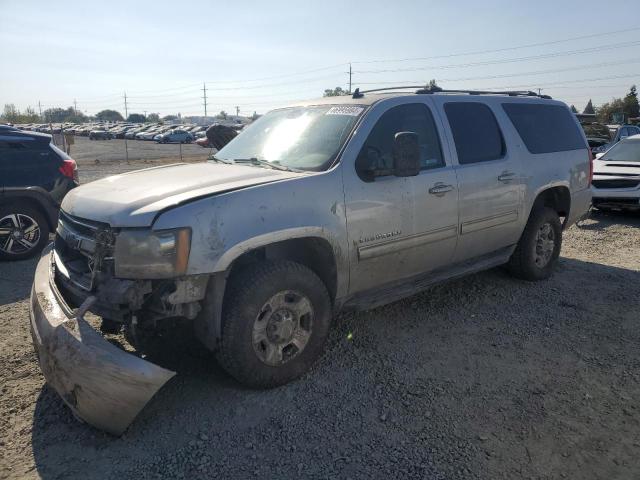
[{"left": 29, "top": 245, "right": 175, "bottom": 435}]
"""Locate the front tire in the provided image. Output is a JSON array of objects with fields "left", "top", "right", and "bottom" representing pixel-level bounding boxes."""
[
  {"left": 507, "top": 207, "right": 562, "bottom": 281},
  {"left": 0, "top": 205, "right": 50, "bottom": 261},
  {"left": 216, "top": 261, "right": 332, "bottom": 388}
]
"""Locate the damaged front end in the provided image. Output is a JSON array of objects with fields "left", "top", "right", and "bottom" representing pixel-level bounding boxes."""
[{"left": 30, "top": 212, "right": 208, "bottom": 435}]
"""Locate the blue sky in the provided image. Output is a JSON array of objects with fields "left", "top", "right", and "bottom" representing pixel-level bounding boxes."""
[{"left": 1, "top": 0, "right": 638, "bottom": 117}]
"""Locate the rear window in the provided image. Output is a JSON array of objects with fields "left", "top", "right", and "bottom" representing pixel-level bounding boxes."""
[
  {"left": 502, "top": 103, "right": 586, "bottom": 154},
  {"left": 444, "top": 102, "right": 505, "bottom": 164}
]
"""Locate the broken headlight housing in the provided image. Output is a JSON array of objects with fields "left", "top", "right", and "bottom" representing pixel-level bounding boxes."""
[{"left": 114, "top": 228, "right": 191, "bottom": 279}]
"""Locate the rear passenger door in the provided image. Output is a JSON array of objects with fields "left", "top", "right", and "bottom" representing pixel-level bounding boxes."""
[
  {"left": 0, "top": 137, "right": 61, "bottom": 193},
  {"left": 436, "top": 100, "right": 524, "bottom": 262}
]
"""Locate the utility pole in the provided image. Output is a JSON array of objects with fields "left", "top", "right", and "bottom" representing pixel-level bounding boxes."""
[
  {"left": 202, "top": 82, "right": 208, "bottom": 118},
  {"left": 144, "top": 110, "right": 147, "bottom": 118},
  {"left": 74, "top": 99, "right": 77, "bottom": 116},
  {"left": 123, "top": 92, "right": 129, "bottom": 163},
  {"left": 38, "top": 101, "right": 42, "bottom": 120},
  {"left": 236, "top": 106, "right": 240, "bottom": 117},
  {"left": 348, "top": 62, "right": 352, "bottom": 94}
]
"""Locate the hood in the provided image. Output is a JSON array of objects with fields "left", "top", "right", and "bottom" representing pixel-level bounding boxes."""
[
  {"left": 593, "top": 159, "right": 640, "bottom": 177},
  {"left": 61, "top": 162, "right": 303, "bottom": 227}
]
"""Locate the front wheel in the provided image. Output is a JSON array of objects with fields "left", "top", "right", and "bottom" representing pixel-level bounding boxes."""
[
  {"left": 507, "top": 207, "right": 562, "bottom": 281},
  {"left": 216, "top": 261, "right": 332, "bottom": 388}
]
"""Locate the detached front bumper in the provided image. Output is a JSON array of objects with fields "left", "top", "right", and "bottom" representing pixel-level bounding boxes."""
[{"left": 29, "top": 245, "right": 175, "bottom": 435}]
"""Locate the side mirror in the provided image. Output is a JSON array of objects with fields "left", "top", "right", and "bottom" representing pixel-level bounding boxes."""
[{"left": 393, "top": 131, "right": 420, "bottom": 177}]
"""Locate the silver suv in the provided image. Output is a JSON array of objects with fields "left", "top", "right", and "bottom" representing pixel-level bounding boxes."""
[{"left": 30, "top": 88, "right": 592, "bottom": 434}]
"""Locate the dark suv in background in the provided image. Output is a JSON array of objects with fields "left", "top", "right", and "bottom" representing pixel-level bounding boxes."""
[{"left": 0, "top": 125, "right": 78, "bottom": 260}]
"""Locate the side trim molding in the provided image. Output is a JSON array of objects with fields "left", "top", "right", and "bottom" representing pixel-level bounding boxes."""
[
  {"left": 460, "top": 210, "right": 518, "bottom": 235},
  {"left": 358, "top": 225, "right": 457, "bottom": 261}
]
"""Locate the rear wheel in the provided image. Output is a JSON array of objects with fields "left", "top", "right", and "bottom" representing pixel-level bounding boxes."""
[
  {"left": 0, "top": 205, "right": 50, "bottom": 261},
  {"left": 216, "top": 261, "right": 331, "bottom": 388},
  {"left": 507, "top": 207, "right": 562, "bottom": 281}
]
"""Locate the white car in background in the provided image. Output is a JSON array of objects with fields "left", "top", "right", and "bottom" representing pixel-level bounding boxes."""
[{"left": 592, "top": 134, "right": 640, "bottom": 211}]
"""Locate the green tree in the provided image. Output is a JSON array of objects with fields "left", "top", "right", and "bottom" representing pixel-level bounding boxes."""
[
  {"left": 570, "top": 105, "right": 578, "bottom": 113},
  {"left": 596, "top": 98, "right": 625, "bottom": 124},
  {"left": 162, "top": 114, "right": 178, "bottom": 122},
  {"left": 146, "top": 113, "right": 160, "bottom": 122},
  {"left": 583, "top": 99, "right": 595, "bottom": 115},
  {"left": 127, "top": 113, "right": 146, "bottom": 123},
  {"left": 2, "top": 104, "right": 20, "bottom": 123},
  {"left": 623, "top": 85, "right": 639, "bottom": 120},
  {"left": 323, "top": 87, "right": 347, "bottom": 97},
  {"left": 44, "top": 107, "right": 75, "bottom": 123},
  {"left": 95, "top": 109, "right": 124, "bottom": 122}
]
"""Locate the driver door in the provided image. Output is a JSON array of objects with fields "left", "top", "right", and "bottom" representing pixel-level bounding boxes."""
[{"left": 343, "top": 100, "right": 459, "bottom": 295}]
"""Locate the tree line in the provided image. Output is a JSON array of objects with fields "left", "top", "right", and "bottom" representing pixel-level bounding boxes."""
[
  {"left": 1, "top": 104, "right": 252, "bottom": 124},
  {"left": 574, "top": 86, "right": 639, "bottom": 124}
]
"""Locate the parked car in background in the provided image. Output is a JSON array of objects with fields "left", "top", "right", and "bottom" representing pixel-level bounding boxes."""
[
  {"left": 89, "top": 128, "right": 113, "bottom": 140},
  {"left": 0, "top": 127, "right": 78, "bottom": 260},
  {"left": 195, "top": 136, "right": 213, "bottom": 148},
  {"left": 593, "top": 124, "right": 640, "bottom": 154},
  {"left": 155, "top": 129, "right": 194, "bottom": 143},
  {"left": 592, "top": 134, "right": 640, "bottom": 211},
  {"left": 580, "top": 121, "right": 611, "bottom": 155},
  {"left": 30, "top": 89, "right": 592, "bottom": 434}
]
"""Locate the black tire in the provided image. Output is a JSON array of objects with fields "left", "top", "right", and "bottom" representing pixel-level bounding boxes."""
[
  {"left": 0, "top": 205, "right": 50, "bottom": 261},
  {"left": 507, "top": 206, "right": 562, "bottom": 281},
  {"left": 216, "top": 260, "right": 332, "bottom": 388}
]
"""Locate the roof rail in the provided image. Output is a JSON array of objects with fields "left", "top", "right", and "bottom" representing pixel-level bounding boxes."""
[{"left": 352, "top": 85, "right": 552, "bottom": 100}]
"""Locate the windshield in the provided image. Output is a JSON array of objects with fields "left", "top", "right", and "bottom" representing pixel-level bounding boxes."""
[
  {"left": 602, "top": 140, "right": 640, "bottom": 162},
  {"left": 215, "top": 104, "right": 365, "bottom": 171}
]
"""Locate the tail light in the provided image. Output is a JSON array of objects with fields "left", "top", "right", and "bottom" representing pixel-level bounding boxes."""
[
  {"left": 588, "top": 149, "right": 594, "bottom": 185},
  {"left": 59, "top": 158, "right": 79, "bottom": 183}
]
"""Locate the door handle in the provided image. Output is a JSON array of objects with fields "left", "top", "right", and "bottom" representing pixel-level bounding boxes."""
[
  {"left": 498, "top": 171, "right": 516, "bottom": 182},
  {"left": 428, "top": 183, "right": 454, "bottom": 195}
]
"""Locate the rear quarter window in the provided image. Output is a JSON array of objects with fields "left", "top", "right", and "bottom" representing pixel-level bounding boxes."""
[{"left": 502, "top": 103, "right": 586, "bottom": 154}]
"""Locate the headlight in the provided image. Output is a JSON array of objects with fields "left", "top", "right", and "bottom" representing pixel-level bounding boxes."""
[{"left": 114, "top": 228, "right": 191, "bottom": 278}]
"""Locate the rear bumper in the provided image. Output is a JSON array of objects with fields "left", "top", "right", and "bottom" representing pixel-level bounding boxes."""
[{"left": 29, "top": 245, "right": 175, "bottom": 435}]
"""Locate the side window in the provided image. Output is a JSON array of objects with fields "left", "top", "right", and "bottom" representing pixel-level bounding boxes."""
[
  {"left": 356, "top": 103, "right": 444, "bottom": 181},
  {"left": 444, "top": 102, "right": 505, "bottom": 164},
  {"left": 502, "top": 103, "right": 585, "bottom": 154}
]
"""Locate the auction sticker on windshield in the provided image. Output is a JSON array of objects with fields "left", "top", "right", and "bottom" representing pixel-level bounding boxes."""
[{"left": 325, "top": 106, "right": 364, "bottom": 116}]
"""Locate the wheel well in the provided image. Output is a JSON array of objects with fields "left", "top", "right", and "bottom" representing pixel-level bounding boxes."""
[
  {"left": 533, "top": 186, "right": 571, "bottom": 224},
  {"left": 1, "top": 196, "right": 56, "bottom": 230},
  {"left": 226, "top": 237, "right": 338, "bottom": 304}
]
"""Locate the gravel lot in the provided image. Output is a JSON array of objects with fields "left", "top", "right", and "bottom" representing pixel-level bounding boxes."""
[
  {"left": 0, "top": 160, "right": 638, "bottom": 479},
  {"left": 68, "top": 135, "right": 211, "bottom": 165}
]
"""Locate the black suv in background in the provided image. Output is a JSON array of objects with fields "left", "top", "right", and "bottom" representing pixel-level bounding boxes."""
[{"left": 0, "top": 125, "right": 78, "bottom": 260}]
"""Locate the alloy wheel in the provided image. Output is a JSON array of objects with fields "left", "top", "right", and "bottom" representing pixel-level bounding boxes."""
[{"left": 0, "top": 214, "right": 41, "bottom": 255}]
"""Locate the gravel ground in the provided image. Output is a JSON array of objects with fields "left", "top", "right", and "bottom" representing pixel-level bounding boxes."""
[{"left": 0, "top": 161, "right": 638, "bottom": 479}]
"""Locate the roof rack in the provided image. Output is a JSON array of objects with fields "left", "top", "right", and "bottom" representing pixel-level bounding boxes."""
[{"left": 352, "top": 85, "right": 552, "bottom": 100}]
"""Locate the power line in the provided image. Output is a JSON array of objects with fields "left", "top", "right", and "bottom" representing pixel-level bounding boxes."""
[
  {"left": 354, "top": 59, "right": 640, "bottom": 85},
  {"left": 353, "top": 40, "right": 640, "bottom": 74},
  {"left": 352, "top": 26, "right": 640, "bottom": 64}
]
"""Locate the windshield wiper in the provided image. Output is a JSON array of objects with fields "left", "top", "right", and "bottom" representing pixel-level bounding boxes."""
[
  {"left": 233, "top": 157, "right": 297, "bottom": 172},
  {"left": 209, "top": 155, "right": 233, "bottom": 164}
]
